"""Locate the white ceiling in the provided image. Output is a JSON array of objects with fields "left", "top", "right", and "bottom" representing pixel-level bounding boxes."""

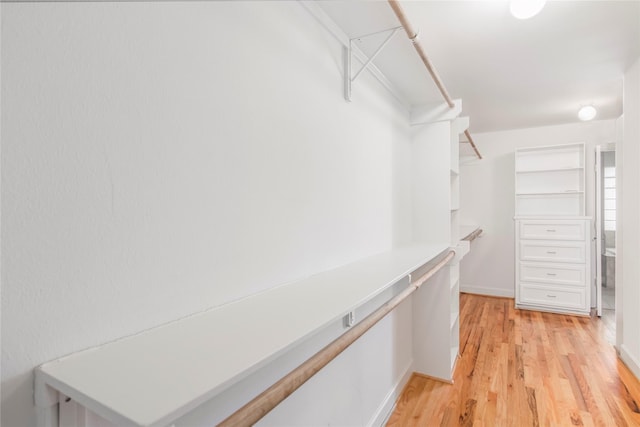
[{"left": 317, "top": 1, "right": 640, "bottom": 134}]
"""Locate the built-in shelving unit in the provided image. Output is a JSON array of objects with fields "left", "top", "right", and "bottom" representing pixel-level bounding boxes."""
[
  {"left": 450, "top": 116, "right": 464, "bottom": 247},
  {"left": 448, "top": 117, "right": 464, "bottom": 376},
  {"left": 515, "top": 143, "right": 586, "bottom": 217},
  {"left": 514, "top": 143, "right": 591, "bottom": 315},
  {"left": 409, "top": 102, "right": 469, "bottom": 383}
]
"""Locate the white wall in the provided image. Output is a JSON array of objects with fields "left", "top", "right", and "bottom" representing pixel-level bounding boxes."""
[
  {"left": 619, "top": 57, "right": 640, "bottom": 379},
  {"left": 614, "top": 114, "right": 624, "bottom": 347},
  {"left": 459, "top": 120, "right": 617, "bottom": 297},
  {"left": 1, "top": 2, "right": 415, "bottom": 425}
]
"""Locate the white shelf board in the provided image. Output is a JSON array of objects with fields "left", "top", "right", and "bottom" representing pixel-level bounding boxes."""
[
  {"left": 514, "top": 216, "right": 592, "bottom": 220},
  {"left": 36, "top": 243, "right": 449, "bottom": 427},
  {"left": 516, "top": 167, "right": 584, "bottom": 173},
  {"left": 515, "top": 142, "right": 584, "bottom": 153},
  {"left": 516, "top": 191, "right": 584, "bottom": 196}
]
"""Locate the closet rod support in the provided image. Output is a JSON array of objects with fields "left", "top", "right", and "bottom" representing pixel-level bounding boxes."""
[
  {"left": 351, "top": 27, "right": 400, "bottom": 82},
  {"left": 346, "top": 26, "right": 401, "bottom": 101},
  {"left": 352, "top": 26, "right": 403, "bottom": 41}
]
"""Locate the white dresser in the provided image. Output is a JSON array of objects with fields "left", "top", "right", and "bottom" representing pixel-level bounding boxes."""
[
  {"left": 514, "top": 143, "right": 591, "bottom": 315},
  {"left": 515, "top": 218, "right": 591, "bottom": 315}
]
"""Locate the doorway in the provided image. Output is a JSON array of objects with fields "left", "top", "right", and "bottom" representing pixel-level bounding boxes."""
[{"left": 595, "top": 144, "right": 616, "bottom": 329}]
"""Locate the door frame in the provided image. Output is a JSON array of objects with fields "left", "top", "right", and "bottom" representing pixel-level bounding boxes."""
[{"left": 595, "top": 143, "right": 615, "bottom": 316}]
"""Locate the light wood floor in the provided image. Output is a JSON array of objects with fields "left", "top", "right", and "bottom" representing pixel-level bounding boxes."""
[{"left": 387, "top": 293, "right": 640, "bottom": 426}]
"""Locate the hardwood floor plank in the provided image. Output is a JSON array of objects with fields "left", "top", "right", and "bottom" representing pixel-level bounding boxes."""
[
  {"left": 560, "top": 354, "right": 588, "bottom": 412},
  {"left": 387, "top": 294, "right": 640, "bottom": 427},
  {"left": 567, "top": 353, "right": 603, "bottom": 423},
  {"left": 535, "top": 384, "right": 559, "bottom": 426},
  {"left": 386, "top": 374, "right": 427, "bottom": 427},
  {"left": 525, "top": 387, "right": 540, "bottom": 427},
  {"left": 482, "top": 390, "right": 497, "bottom": 426}
]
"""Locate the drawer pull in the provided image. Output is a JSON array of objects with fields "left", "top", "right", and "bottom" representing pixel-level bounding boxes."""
[
  {"left": 546, "top": 229, "right": 557, "bottom": 232},
  {"left": 546, "top": 294, "right": 557, "bottom": 298},
  {"left": 546, "top": 273, "right": 557, "bottom": 276},
  {"left": 546, "top": 251, "right": 557, "bottom": 254}
]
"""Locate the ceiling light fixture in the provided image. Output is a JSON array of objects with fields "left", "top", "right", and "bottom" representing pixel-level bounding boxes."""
[
  {"left": 578, "top": 105, "right": 597, "bottom": 121},
  {"left": 510, "top": 0, "right": 546, "bottom": 20}
]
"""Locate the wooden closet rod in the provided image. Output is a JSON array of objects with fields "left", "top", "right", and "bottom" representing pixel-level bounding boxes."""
[
  {"left": 217, "top": 250, "right": 456, "bottom": 427},
  {"left": 462, "top": 228, "right": 483, "bottom": 243},
  {"left": 387, "top": 0, "right": 483, "bottom": 160},
  {"left": 463, "top": 130, "right": 483, "bottom": 160},
  {"left": 387, "top": 0, "right": 453, "bottom": 108}
]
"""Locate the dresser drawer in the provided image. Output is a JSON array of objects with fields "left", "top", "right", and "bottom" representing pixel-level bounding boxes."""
[
  {"left": 519, "top": 283, "right": 586, "bottom": 310},
  {"left": 519, "top": 262, "right": 585, "bottom": 286},
  {"left": 519, "top": 241, "right": 585, "bottom": 263},
  {"left": 519, "top": 221, "right": 585, "bottom": 241}
]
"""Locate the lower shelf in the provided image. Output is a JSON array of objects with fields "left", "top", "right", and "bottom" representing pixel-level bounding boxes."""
[{"left": 35, "top": 243, "right": 449, "bottom": 427}]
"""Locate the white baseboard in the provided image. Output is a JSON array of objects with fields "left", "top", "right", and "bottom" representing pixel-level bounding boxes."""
[
  {"left": 368, "top": 359, "right": 414, "bottom": 427},
  {"left": 619, "top": 344, "right": 640, "bottom": 381},
  {"left": 460, "top": 284, "right": 514, "bottom": 298}
]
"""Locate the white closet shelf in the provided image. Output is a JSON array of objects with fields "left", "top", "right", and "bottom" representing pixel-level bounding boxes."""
[
  {"left": 516, "top": 167, "right": 584, "bottom": 173},
  {"left": 515, "top": 142, "right": 584, "bottom": 153},
  {"left": 35, "top": 243, "right": 449, "bottom": 427},
  {"left": 514, "top": 215, "right": 591, "bottom": 220},
  {"left": 516, "top": 191, "right": 584, "bottom": 196}
]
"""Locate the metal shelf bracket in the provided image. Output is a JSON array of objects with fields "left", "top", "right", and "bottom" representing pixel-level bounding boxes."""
[{"left": 345, "top": 26, "right": 401, "bottom": 101}]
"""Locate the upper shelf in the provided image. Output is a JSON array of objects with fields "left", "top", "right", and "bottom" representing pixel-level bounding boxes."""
[
  {"left": 515, "top": 143, "right": 585, "bottom": 172},
  {"left": 514, "top": 143, "right": 586, "bottom": 216},
  {"left": 312, "top": 1, "right": 444, "bottom": 107},
  {"left": 516, "top": 166, "right": 584, "bottom": 173},
  {"left": 516, "top": 191, "right": 584, "bottom": 195},
  {"left": 36, "top": 243, "right": 449, "bottom": 427},
  {"left": 305, "top": 1, "right": 482, "bottom": 159}
]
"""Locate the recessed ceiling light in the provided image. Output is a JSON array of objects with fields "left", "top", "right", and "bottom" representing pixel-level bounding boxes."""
[
  {"left": 578, "top": 105, "right": 597, "bottom": 121},
  {"left": 510, "top": 0, "right": 546, "bottom": 20}
]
